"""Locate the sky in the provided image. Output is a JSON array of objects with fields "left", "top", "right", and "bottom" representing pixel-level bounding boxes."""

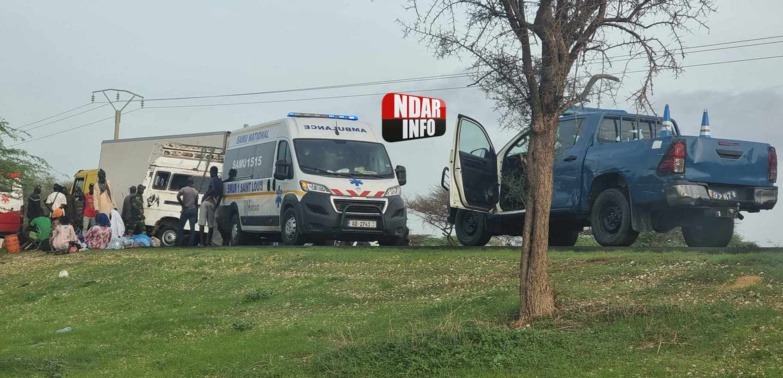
[{"left": 2, "top": 1, "right": 782, "bottom": 245}]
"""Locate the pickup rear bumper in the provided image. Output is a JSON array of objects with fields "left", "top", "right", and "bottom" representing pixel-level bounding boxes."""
[{"left": 665, "top": 182, "right": 777, "bottom": 211}]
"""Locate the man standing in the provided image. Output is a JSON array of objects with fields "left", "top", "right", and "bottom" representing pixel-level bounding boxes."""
[
  {"left": 121, "top": 186, "right": 137, "bottom": 226},
  {"left": 26, "top": 186, "right": 44, "bottom": 220},
  {"left": 82, "top": 183, "right": 97, "bottom": 231},
  {"left": 128, "top": 184, "right": 146, "bottom": 235},
  {"left": 198, "top": 166, "right": 223, "bottom": 246},
  {"left": 176, "top": 177, "right": 199, "bottom": 247},
  {"left": 45, "top": 184, "right": 67, "bottom": 218},
  {"left": 218, "top": 168, "right": 237, "bottom": 246},
  {"left": 62, "top": 185, "right": 77, "bottom": 227}
]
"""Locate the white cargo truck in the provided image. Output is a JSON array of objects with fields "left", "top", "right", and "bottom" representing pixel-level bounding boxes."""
[
  {"left": 218, "top": 112, "right": 409, "bottom": 246},
  {"left": 97, "top": 131, "right": 229, "bottom": 245},
  {"left": 141, "top": 142, "right": 224, "bottom": 246}
]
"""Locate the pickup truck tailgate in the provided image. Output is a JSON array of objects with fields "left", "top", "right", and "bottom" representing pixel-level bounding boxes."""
[{"left": 683, "top": 136, "right": 773, "bottom": 186}]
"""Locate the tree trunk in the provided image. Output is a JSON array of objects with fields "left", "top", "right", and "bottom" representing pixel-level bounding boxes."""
[{"left": 518, "top": 114, "right": 559, "bottom": 324}]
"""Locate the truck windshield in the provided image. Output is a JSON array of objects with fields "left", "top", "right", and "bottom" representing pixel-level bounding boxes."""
[{"left": 293, "top": 139, "right": 394, "bottom": 178}]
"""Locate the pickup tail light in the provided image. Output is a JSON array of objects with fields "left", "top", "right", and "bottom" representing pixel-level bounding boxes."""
[
  {"left": 769, "top": 146, "right": 777, "bottom": 183},
  {"left": 657, "top": 139, "right": 686, "bottom": 175}
]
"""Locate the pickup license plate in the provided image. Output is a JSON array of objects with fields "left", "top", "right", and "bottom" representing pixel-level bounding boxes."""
[
  {"left": 347, "top": 219, "right": 377, "bottom": 228},
  {"left": 708, "top": 188, "right": 737, "bottom": 201}
]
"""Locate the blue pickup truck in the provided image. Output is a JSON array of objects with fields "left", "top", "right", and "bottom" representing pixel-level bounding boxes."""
[{"left": 444, "top": 108, "right": 778, "bottom": 247}]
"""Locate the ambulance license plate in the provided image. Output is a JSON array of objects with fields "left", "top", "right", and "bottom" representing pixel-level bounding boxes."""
[
  {"left": 348, "top": 219, "right": 377, "bottom": 228},
  {"left": 708, "top": 188, "right": 737, "bottom": 201}
]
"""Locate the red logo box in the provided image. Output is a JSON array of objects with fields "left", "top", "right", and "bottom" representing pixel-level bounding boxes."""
[{"left": 382, "top": 93, "right": 446, "bottom": 143}]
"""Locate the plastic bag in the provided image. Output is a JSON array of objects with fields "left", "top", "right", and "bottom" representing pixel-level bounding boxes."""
[
  {"left": 132, "top": 234, "right": 152, "bottom": 247},
  {"left": 107, "top": 239, "right": 123, "bottom": 250}
]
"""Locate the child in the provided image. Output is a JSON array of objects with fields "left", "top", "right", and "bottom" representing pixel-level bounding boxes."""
[{"left": 50, "top": 215, "right": 78, "bottom": 252}]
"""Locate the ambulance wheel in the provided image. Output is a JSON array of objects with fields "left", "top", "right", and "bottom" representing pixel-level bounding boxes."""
[
  {"left": 455, "top": 210, "right": 491, "bottom": 247},
  {"left": 281, "top": 208, "right": 305, "bottom": 246},
  {"left": 682, "top": 217, "right": 734, "bottom": 247},
  {"left": 230, "top": 213, "right": 254, "bottom": 246},
  {"left": 590, "top": 188, "right": 639, "bottom": 246},
  {"left": 157, "top": 221, "right": 179, "bottom": 247}
]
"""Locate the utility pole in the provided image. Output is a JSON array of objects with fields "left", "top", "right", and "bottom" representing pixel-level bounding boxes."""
[{"left": 91, "top": 89, "right": 144, "bottom": 140}]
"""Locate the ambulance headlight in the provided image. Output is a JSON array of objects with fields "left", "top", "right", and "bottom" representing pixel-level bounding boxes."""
[
  {"left": 385, "top": 185, "right": 402, "bottom": 196},
  {"left": 299, "top": 180, "right": 330, "bottom": 194}
]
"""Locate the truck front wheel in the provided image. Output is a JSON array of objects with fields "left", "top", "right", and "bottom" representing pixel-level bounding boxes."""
[
  {"left": 455, "top": 209, "right": 492, "bottom": 247},
  {"left": 590, "top": 189, "right": 639, "bottom": 246},
  {"left": 682, "top": 217, "right": 734, "bottom": 247},
  {"left": 157, "top": 221, "right": 179, "bottom": 247}
]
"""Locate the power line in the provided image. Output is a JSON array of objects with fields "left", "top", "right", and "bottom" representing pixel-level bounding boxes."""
[
  {"left": 15, "top": 48, "right": 783, "bottom": 145},
  {"left": 17, "top": 103, "right": 93, "bottom": 130},
  {"left": 24, "top": 104, "right": 109, "bottom": 132},
  {"left": 144, "top": 86, "right": 471, "bottom": 109},
  {"left": 11, "top": 108, "right": 142, "bottom": 147},
  {"left": 144, "top": 73, "right": 467, "bottom": 102},
  {"left": 14, "top": 34, "right": 783, "bottom": 132},
  {"left": 621, "top": 54, "right": 783, "bottom": 75},
  {"left": 140, "top": 35, "right": 783, "bottom": 103},
  {"left": 149, "top": 54, "right": 783, "bottom": 110},
  {"left": 13, "top": 86, "right": 471, "bottom": 146}
]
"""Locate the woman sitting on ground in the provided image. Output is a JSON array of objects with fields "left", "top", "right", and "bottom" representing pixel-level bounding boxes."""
[
  {"left": 50, "top": 215, "right": 78, "bottom": 252},
  {"left": 84, "top": 213, "right": 112, "bottom": 250}
]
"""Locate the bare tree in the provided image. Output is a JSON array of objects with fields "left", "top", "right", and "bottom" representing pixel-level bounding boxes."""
[
  {"left": 400, "top": 0, "right": 714, "bottom": 322},
  {"left": 406, "top": 185, "right": 456, "bottom": 245}
]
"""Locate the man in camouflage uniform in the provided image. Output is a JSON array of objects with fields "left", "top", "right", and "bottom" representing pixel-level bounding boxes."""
[{"left": 128, "top": 184, "right": 146, "bottom": 235}]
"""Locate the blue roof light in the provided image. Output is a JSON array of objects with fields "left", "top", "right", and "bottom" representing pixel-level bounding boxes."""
[{"left": 287, "top": 112, "right": 358, "bottom": 121}]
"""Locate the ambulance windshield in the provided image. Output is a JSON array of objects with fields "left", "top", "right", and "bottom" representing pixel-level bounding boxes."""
[{"left": 294, "top": 139, "right": 394, "bottom": 178}]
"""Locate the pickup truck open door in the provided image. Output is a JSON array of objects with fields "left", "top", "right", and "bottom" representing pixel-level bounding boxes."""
[{"left": 449, "top": 115, "right": 499, "bottom": 212}]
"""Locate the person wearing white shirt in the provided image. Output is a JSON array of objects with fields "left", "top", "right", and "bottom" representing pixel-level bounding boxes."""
[{"left": 45, "top": 184, "right": 67, "bottom": 216}]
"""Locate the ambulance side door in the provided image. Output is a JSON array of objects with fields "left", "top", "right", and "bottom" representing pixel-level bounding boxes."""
[{"left": 448, "top": 115, "right": 498, "bottom": 212}]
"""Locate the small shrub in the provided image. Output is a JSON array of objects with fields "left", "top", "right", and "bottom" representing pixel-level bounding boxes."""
[
  {"left": 231, "top": 320, "right": 254, "bottom": 332},
  {"left": 243, "top": 289, "right": 272, "bottom": 303}
]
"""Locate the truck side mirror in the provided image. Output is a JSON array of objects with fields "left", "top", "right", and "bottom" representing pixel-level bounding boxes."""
[
  {"left": 274, "top": 160, "right": 293, "bottom": 180},
  {"left": 395, "top": 165, "right": 407, "bottom": 186}
]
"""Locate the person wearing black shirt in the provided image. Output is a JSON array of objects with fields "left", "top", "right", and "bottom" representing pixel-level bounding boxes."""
[{"left": 26, "top": 186, "right": 44, "bottom": 220}]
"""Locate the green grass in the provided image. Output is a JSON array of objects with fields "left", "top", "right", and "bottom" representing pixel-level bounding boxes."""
[{"left": 1, "top": 247, "right": 783, "bottom": 377}]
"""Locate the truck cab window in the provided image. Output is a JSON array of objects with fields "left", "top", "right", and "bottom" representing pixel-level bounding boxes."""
[
  {"left": 555, "top": 118, "right": 583, "bottom": 152},
  {"left": 598, "top": 118, "right": 619, "bottom": 143},
  {"left": 621, "top": 118, "right": 652, "bottom": 141},
  {"left": 72, "top": 178, "right": 85, "bottom": 195},
  {"left": 153, "top": 171, "right": 171, "bottom": 190},
  {"left": 459, "top": 119, "right": 493, "bottom": 158}
]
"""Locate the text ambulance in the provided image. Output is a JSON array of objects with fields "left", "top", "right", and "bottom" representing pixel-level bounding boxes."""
[{"left": 218, "top": 113, "right": 409, "bottom": 246}]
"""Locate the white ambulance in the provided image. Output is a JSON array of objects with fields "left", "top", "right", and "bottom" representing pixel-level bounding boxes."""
[{"left": 218, "top": 112, "right": 409, "bottom": 246}]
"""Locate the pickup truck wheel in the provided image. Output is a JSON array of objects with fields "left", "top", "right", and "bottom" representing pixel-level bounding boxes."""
[
  {"left": 682, "top": 217, "right": 734, "bottom": 247},
  {"left": 591, "top": 189, "right": 639, "bottom": 246},
  {"left": 548, "top": 226, "right": 580, "bottom": 247},
  {"left": 455, "top": 209, "right": 492, "bottom": 247}
]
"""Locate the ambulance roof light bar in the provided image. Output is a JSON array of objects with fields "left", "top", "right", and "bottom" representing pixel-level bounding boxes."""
[{"left": 287, "top": 112, "right": 358, "bottom": 121}]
